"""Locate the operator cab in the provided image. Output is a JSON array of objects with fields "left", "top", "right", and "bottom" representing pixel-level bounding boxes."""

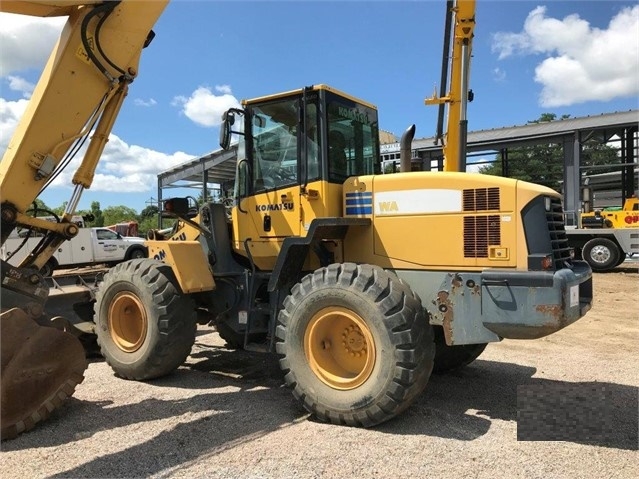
[
  {"left": 219, "top": 84, "right": 380, "bottom": 266},
  {"left": 221, "top": 84, "right": 381, "bottom": 198}
]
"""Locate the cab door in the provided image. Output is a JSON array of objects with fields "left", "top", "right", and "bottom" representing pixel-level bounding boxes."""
[
  {"left": 233, "top": 93, "right": 323, "bottom": 269},
  {"left": 93, "top": 228, "right": 124, "bottom": 262},
  {"left": 246, "top": 94, "right": 323, "bottom": 239}
]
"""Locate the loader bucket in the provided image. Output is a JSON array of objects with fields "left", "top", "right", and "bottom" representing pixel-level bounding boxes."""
[{"left": 1, "top": 308, "right": 87, "bottom": 440}]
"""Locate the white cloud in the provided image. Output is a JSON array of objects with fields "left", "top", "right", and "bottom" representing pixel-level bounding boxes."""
[
  {"left": 1, "top": 95, "right": 195, "bottom": 193},
  {"left": 42, "top": 133, "right": 196, "bottom": 193},
  {"left": 492, "top": 67, "right": 506, "bottom": 82},
  {"left": 173, "top": 85, "right": 241, "bottom": 127},
  {"left": 133, "top": 98, "right": 157, "bottom": 107},
  {"left": 0, "top": 97, "right": 29, "bottom": 150},
  {"left": 6, "top": 75, "right": 35, "bottom": 97},
  {"left": 0, "top": 13, "right": 65, "bottom": 75},
  {"left": 492, "top": 5, "right": 639, "bottom": 107},
  {"left": 0, "top": 14, "right": 231, "bottom": 195}
]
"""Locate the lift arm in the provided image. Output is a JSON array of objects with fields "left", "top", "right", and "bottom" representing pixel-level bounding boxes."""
[{"left": 425, "top": 0, "right": 476, "bottom": 172}]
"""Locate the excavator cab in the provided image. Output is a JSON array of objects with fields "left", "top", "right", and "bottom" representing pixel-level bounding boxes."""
[{"left": 220, "top": 85, "right": 381, "bottom": 270}]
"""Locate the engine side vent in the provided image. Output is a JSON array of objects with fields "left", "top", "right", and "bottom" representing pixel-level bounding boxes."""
[
  {"left": 464, "top": 215, "right": 501, "bottom": 258},
  {"left": 463, "top": 187, "right": 500, "bottom": 212}
]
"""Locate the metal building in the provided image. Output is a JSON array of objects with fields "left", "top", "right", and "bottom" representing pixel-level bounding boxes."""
[{"left": 157, "top": 110, "right": 638, "bottom": 226}]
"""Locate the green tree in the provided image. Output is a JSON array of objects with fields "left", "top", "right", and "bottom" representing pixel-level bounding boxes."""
[
  {"left": 580, "top": 138, "right": 619, "bottom": 176},
  {"left": 26, "top": 198, "right": 52, "bottom": 215},
  {"left": 138, "top": 214, "right": 176, "bottom": 237},
  {"left": 139, "top": 204, "right": 159, "bottom": 219},
  {"left": 478, "top": 142, "right": 564, "bottom": 190},
  {"left": 102, "top": 205, "right": 138, "bottom": 227},
  {"left": 50, "top": 201, "right": 67, "bottom": 217},
  {"left": 88, "top": 201, "right": 104, "bottom": 227}
]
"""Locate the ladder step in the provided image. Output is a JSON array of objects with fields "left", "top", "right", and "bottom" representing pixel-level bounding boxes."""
[
  {"left": 244, "top": 342, "right": 269, "bottom": 353},
  {"left": 252, "top": 304, "right": 270, "bottom": 314}
]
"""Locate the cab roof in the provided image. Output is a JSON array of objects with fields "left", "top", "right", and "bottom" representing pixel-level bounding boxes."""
[{"left": 241, "top": 84, "right": 377, "bottom": 110}]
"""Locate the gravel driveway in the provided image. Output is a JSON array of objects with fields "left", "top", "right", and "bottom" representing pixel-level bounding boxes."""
[{"left": 1, "top": 267, "right": 637, "bottom": 478}]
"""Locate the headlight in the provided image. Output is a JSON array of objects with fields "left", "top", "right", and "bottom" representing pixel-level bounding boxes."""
[{"left": 544, "top": 196, "right": 552, "bottom": 212}]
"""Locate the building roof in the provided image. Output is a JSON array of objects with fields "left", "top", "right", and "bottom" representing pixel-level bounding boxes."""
[
  {"left": 415, "top": 109, "right": 638, "bottom": 153},
  {"left": 158, "top": 110, "right": 638, "bottom": 187}
]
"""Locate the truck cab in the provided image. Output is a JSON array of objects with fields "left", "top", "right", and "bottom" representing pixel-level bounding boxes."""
[{"left": 2, "top": 227, "right": 146, "bottom": 276}]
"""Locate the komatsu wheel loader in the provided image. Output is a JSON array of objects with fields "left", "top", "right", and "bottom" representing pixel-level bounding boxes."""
[{"left": 1, "top": 0, "right": 593, "bottom": 439}]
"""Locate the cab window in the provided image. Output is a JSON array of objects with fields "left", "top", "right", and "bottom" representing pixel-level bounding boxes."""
[
  {"left": 250, "top": 99, "right": 299, "bottom": 192},
  {"left": 96, "top": 229, "right": 118, "bottom": 240},
  {"left": 326, "top": 93, "right": 380, "bottom": 183}
]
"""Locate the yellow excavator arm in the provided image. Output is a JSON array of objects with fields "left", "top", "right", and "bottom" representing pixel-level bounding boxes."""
[
  {"left": 0, "top": 0, "right": 167, "bottom": 267},
  {"left": 0, "top": 0, "right": 168, "bottom": 440},
  {"left": 425, "top": 0, "right": 475, "bottom": 172}
]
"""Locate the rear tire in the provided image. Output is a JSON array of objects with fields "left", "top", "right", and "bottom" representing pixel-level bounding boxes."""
[
  {"left": 276, "top": 263, "right": 434, "bottom": 427},
  {"left": 582, "top": 238, "right": 620, "bottom": 272},
  {"left": 95, "top": 259, "right": 197, "bottom": 380},
  {"left": 615, "top": 253, "right": 627, "bottom": 267},
  {"left": 432, "top": 326, "right": 487, "bottom": 374}
]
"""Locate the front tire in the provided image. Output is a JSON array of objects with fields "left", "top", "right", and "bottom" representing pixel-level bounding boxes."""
[
  {"left": 276, "top": 263, "right": 434, "bottom": 427},
  {"left": 95, "top": 259, "right": 197, "bottom": 380}
]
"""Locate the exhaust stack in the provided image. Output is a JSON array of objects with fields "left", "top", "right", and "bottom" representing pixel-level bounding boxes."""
[{"left": 400, "top": 124, "right": 416, "bottom": 172}]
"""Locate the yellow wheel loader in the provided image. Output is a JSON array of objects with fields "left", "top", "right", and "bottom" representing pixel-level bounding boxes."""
[
  {"left": 1, "top": 0, "right": 593, "bottom": 437},
  {"left": 93, "top": 83, "right": 592, "bottom": 428}
]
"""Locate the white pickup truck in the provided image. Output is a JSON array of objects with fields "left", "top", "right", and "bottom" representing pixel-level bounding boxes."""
[{"left": 2, "top": 227, "right": 147, "bottom": 276}]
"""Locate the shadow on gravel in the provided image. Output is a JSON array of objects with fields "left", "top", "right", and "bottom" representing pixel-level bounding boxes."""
[
  {"left": 602, "top": 264, "right": 639, "bottom": 274},
  {"left": 3, "top": 349, "right": 635, "bottom": 477},
  {"left": 2, "top": 347, "right": 305, "bottom": 478},
  {"left": 382, "top": 359, "right": 638, "bottom": 451},
  {"left": 44, "top": 389, "right": 304, "bottom": 478}
]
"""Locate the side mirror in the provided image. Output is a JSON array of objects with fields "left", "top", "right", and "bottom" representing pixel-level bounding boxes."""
[{"left": 219, "top": 111, "right": 235, "bottom": 150}]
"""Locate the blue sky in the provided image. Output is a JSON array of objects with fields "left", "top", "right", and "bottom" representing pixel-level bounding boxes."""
[{"left": 1, "top": 0, "right": 638, "bottom": 214}]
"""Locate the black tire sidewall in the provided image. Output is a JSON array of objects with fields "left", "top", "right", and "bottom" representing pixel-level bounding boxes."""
[
  {"left": 432, "top": 326, "right": 487, "bottom": 374},
  {"left": 95, "top": 273, "right": 162, "bottom": 372},
  {"left": 95, "top": 259, "right": 196, "bottom": 379}
]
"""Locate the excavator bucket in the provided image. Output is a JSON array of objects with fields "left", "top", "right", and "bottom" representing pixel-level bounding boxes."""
[{"left": 1, "top": 308, "right": 87, "bottom": 440}]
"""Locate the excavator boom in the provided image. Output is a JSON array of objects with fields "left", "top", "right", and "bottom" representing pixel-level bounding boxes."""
[{"left": 0, "top": 0, "right": 167, "bottom": 439}]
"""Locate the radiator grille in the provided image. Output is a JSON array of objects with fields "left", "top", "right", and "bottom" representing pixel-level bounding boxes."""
[
  {"left": 546, "top": 196, "right": 573, "bottom": 269},
  {"left": 464, "top": 215, "right": 501, "bottom": 258},
  {"left": 463, "top": 187, "right": 500, "bottom": 211}
]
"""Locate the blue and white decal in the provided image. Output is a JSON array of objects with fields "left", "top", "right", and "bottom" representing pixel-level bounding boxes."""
[
  {"left": 345, "top": 191, "right": 373, "bottom": 216},
  {"left": 374, "top": 189, "right": 463, "bottom": 215}
]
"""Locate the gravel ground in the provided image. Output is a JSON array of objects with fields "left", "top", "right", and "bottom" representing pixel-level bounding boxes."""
[{"left": 1, "top": 266, "right": 637, "bottom": 479}]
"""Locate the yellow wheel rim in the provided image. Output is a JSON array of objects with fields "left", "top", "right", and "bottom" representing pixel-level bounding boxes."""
[
  {"left": 108, "top": 291, "right": 148, "bottom": 353},
  {"left": 304, "top": 307, "right": 376, "bottom": 390}
]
